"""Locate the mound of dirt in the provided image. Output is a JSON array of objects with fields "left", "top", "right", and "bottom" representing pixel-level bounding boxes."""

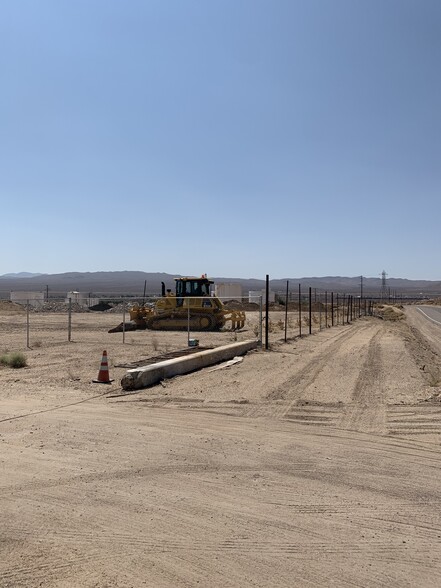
[
  {"left": 223, "top": 301, "right": 260, "bottom": 311},
  {"left": 0, "top": 300, "right": 26, "bottom": 314},
  {"left": 32, "top": 302, "right": 90, "bottom": 313},
  {"left": 376, "top": 305, "right": 405, "bottom": 321}
]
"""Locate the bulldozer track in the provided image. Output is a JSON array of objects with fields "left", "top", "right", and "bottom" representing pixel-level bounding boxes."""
[{"left": 147, "top": 312, "right": 219, "bottom": 331}]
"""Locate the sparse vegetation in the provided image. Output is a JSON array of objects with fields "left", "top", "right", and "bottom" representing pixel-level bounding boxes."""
[{"left": 0, "top": 351, "right": 27, "bottom": 369}]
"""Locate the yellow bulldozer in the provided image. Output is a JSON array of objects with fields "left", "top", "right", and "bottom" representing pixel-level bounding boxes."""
[{"left": 109, "top": 275, "right": 246, "bottom": 332}]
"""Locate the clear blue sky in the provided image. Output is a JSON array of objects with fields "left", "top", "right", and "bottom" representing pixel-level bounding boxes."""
[{"left": 1, "top": 0, "right": 440, "bottom": 280}]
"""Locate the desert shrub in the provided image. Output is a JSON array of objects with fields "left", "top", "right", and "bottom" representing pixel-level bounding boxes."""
[{"left": 0, "top": 352, "right": 27, "bottom": 368}]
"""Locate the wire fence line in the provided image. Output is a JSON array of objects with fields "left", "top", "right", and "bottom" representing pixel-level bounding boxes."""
[{"left": 0, "top": 282, "right": 379, "bottom": 352}]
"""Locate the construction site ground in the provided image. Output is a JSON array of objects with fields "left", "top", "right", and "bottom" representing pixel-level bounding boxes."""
[{"left": 1, "top": 306, "right": 441, "bottom": 587}]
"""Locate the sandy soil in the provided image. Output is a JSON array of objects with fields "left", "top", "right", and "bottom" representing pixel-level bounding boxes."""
[{"left": 1, "top": 306, "right": 441, "bottom": 587}]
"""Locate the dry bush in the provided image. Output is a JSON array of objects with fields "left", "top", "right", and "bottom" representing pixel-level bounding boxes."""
[{"left": 0, "top": 352, "right": 27, "bottom": 369}]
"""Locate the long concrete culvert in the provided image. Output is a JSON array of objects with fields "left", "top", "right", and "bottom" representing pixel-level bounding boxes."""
[{"left": 121, "top": 339, "right": 259, "bottom": 391}]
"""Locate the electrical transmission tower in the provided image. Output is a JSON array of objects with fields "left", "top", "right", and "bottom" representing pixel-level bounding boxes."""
[{"left": 381, "top": 270, "right": 388, "bottom": 299}]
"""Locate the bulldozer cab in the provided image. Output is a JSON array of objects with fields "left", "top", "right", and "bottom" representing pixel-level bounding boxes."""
[{"left": 175, "top": 277, "right": 213, "bottom": 306}]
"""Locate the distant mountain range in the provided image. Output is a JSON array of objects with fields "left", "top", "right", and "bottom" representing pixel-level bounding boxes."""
[
  {"left": 1, "top": 272, "right": 44, "bottom": 278},
  {"left": 1, "top": 271, "right": 440, "bottom": 298}
]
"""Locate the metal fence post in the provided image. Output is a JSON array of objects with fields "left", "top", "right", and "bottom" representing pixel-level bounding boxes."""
[
  {"left": 259, "top": 295, "right": 263, "bottom": 347},
  {"left": 187, "top": 304, "right": 190, "bottom": 345},
  {"left": 265, "top": 275, "right": 269, "bottom": 350},
  {"left": 331, "top": 292, "right": 334, "bottom": 326},
  {"left": 298, "top": 284, "right": 302, "bottom": 338},
  {"left": 68, "top": 298, "right": 72, "bottom": 342},
  {"left": 122, "top": 303, "right": 126, "bottom": 344},
  {"left": 319, "top": 291, "right": 322, "bottom": 330},
  {"left": 284, "top": 280, "right": 289, "bottom": 343},
  {"left": 309, "top": 287, "right": 312, "bottom": 335},
  {"left": 27, "top": 300, "right": 30, "bottom": 349}
]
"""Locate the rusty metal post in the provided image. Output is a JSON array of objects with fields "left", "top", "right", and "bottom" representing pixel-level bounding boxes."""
[
  {"left": 284, "top": 280, "right": 289, "bottom": 343},
  {"left": 298, "top": 283, "right": 302, "bottom": 337}
]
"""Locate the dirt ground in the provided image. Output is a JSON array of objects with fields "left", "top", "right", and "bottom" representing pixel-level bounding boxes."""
[{"left": 1, "top": 306, "right": 441, "bottom": 587}]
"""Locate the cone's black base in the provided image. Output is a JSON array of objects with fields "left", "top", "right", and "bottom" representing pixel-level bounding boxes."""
[{"left": 92, "top": 379, "right": 114, "bottom": 384}]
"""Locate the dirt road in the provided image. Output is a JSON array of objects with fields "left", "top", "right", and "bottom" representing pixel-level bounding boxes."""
[{"left": 1, "top": 307, "right": 441, "bottom": 587}]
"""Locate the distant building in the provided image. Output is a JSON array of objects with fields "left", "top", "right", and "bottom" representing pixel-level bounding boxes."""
[
  {"left": 214, "top": 283, "right": 243, "bottom": 302},
  {"left": 65, "top": 291, "right": 99, "bottom": 308},
  {"left": 10, "top": 291, "right": 45, "bottom": 308}
]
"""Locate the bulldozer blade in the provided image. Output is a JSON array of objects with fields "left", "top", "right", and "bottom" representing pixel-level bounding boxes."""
[{"left": 108, "top": 321, "right": 139, "bottom": 333}]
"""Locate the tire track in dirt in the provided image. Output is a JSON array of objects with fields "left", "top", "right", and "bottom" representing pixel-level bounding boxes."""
[
  {"left": 387, "top": 405, "right": 441, "bottom": 436},
  {"left": 283, "top": 403, "right": 343, "bottom": 428},
  {"left": 337, "top": 329, "right": 386, "bottom": 434},
  {"left": 244, "top": 322, "right": 374, "bottom": 420}
]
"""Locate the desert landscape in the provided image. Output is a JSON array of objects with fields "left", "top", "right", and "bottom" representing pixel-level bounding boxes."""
[{"left": 1, "top": 303, "right": 441, "bottom": 587}]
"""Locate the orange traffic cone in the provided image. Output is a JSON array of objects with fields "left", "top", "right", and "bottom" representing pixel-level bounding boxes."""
[{"left": 93, "top": 350, "right": 114, "bottom": 384}]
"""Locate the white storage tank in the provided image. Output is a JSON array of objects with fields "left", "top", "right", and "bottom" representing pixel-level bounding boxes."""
[
  {"left": 65, "top": 291, "right": 99, "bottom": 307},
  {"left": 214, "top": 283, "right": 243, "bottom": 303}
]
